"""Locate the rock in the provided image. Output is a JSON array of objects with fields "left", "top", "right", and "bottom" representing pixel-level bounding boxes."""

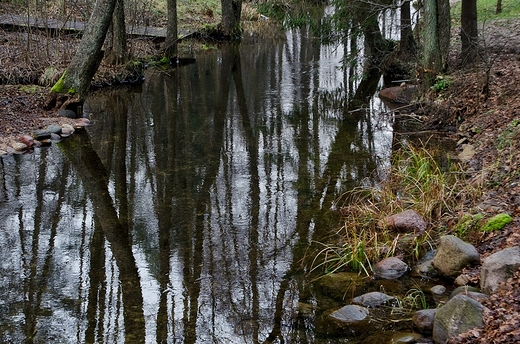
[
  {"left": 449, "top": 286, "right": 481, "bottom": 300},
  {"left": 47, "top": 125, "right": 62, "bottom": 135},
  {"left": 413, "top": 250, "right": 439, "bottom": 277},
  {"left": 329, "top": 304, "right": 369, "bottom": 323},
  {"left": 12, "top": 142, "right": 27, "bottom": 151},
  {"left": 374, "top": 257, "right": 409, "bottom": 279},
  {"left": 58, "top": 109, "right": 78, "bottom": 118},
  {"left": 432, "top": 294, "right": 484, "bottom": 344},
  {"left": 39, "top": 139, "right": 52, "bottom": 146},
  {"left": 0, "top": 149, "right": 7, "bottom": 156},
  {"left": 458, "top": 144, "right": 476, "bottom": 162},
  {"left": 61, "top": 124, "right": 75, "bottom": 137},
  {"left": 384, "top": 209, "right": 427, "bottom": 233},
  {"left": 351, "top": 291, "right": 396, "bottom": 307},
  {"left": 33, "top": 129, "right": 51, "bottom": 140},
  {"left": 379, "top": 84, "right": 417, "bottom": 104},
  {"left": 454, "top": 274, "right": 472, "bottom": 286},
  {"left": 432, "top": 235, "right": 480, "bottom": 278},
  {"left": 390, "top": 331, "right": 422, "bottom": 343},
  {"left": 19, "top": 135, "right": 34, "bottom": 147},
  {"left": 50, "top": 133, "right": 61, "bottom": 141},
  {"left": 480, "top": 246, "right": 520, "bottom": 294},
  {"left": 76, "top": 118, "right": 90, "bottom": 126},
  {"left": 413, "top": 309, "right": 436, "bottom": 334},
  {"left": 430, "top": 285, "right": 446, "bottom": 295},
  {"left": 314, "top": 272, "right": 367, "bottom": 300}
]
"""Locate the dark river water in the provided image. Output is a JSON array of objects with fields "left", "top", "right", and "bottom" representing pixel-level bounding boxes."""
[{"left": 0, "top": 26, "right": 397, "bottom": 343}]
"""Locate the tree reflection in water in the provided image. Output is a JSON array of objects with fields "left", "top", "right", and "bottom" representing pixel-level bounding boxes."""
[{"left": 0, "top": 12, "right": 400, "bottom": 342}]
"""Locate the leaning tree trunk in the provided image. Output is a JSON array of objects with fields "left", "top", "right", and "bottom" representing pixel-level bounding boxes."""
[
  {"left": 49, "top": 0, "right": 118, "bottom": 107},
  {"left": 221, "top": 0, "right": 242, "bottom": 38}
]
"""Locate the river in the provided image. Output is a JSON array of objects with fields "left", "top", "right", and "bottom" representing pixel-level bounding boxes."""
[{"left": 0, "top": 23, "right": 398, "bottom": 343}]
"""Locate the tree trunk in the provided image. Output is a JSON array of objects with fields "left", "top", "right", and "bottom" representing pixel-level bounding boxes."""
[
  {"left": 106, "top": 0, "right": 127, "bottom": 65},
  {"left": 164, "top": 0, "right": 178, "bottom": 59},
  {"left": 461, "top": 0, "right": 478, "bottom": 65},
  {"left": 49, "top": 0, "right": 118, "bottom": 105},
  {"left": 221, "top": 0, "right": 242, "bottom": 38},
  {"left": 400, "top": 0, "right": 416, "bottom": 55},
  {"left": 422, "top": 0, "right": 450, "bottom": 85},
  {"left": 496, "top": 0, "right": 502, "bottom": 14}
]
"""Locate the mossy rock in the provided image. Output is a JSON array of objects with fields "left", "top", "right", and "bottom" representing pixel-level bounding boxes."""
[{"left": 481, "top": 213, "right": 513, "bottom": 232}]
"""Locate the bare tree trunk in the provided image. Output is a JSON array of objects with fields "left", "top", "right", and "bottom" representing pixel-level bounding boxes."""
[
  {"left": 461, "top": 0, "right": 478, "bottom": 65},
  {"left": 164, "top": 0, "right": 177, "bottom": 59},
  {"left": 49, "top": 0, "right": 118, "bottom": 106},
  {"left": 400, "top": 0, "right": 416, "bottom": 54},
  {"left": 221, "top": 0, "right": 242, "bottom": 38},
  {"left": 106, "top": 0, "right": 127, "bottom": 65},
  {"left": 423, "top": 0, "right": 450, "bottom": 85},
  {"left": 496, "top": 0, "right": 502, "bottom": 14}
]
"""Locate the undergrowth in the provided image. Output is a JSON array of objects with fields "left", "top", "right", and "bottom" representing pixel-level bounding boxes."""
[{"left": 311, "top": 142, "right": 482, "bottom": 276}]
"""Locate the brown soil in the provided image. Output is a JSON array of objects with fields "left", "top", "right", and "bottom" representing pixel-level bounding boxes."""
[{"left": 1, "top": 3, "right": 520, "bottom": 342}]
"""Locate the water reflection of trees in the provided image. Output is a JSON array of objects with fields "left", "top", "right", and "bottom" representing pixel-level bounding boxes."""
[{"left": 0, "top": 25, "right": 392, "bottom": 343}]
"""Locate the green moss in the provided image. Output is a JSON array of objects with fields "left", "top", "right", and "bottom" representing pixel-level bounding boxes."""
[
  {"left": 50, "top": 72, "right": 66, "bottom": 93},
  {"left": 454, "top": 213, "right": 484, "bottom": 238},
  {"left": 481, "top": 213, "right": 513, "bottom": 232}
]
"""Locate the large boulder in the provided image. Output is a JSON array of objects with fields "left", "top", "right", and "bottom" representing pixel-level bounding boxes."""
[
  {"left": 373, "top": 257, "right": 409, "bottom": 279},
  {"left": 432, "top": 294, "right": 485, "bottom": 344},
  {"left": 480, "top": 246, "right": 520, "bottom": 294},
  {"left": 432, "top": 235, "right": 480, "bottom": 278}
]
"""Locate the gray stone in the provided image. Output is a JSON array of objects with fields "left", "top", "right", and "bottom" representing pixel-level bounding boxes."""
[
  {"left": 351, "top": 291, "right": 396, "bottom": 307},
  {"left": 430, "top": 285, "right": 446, "bottom": 295},
  {"left": 47, "top": 125, "right": 62, "bottom": 135},
  {"left": 329, "top": 305, "right": 369, "bottom": 323},
  {"left": 480, "top": 246, "right": 520, "bottom": 294},
  {"left": 449, "top": 286, "right": 481, "bottom": 300},
  {"left": 432, "top": 235, "right": 480, "bottom": 278},
  {"left": 432, "top": 294, "right": 484, "bottom": 344},
  {"left": 50, "top": 133, "right": 61, "bottom": 141},
  {"left": 413, "top": 308, "right": 436, "bottom": 334},
  {"left": 374, "top": 257, "right": 409, "bottom": 279},
  {"left": 33, "top": 129, "right": 51, "bottom": 140},
  {"left": 58, "top": 109, "right": 78, "bottom": 118}
]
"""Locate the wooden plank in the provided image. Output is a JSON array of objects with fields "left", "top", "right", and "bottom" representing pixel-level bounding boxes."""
[{"left": 0, "top": 14, "right": 194, "bottom": 39}]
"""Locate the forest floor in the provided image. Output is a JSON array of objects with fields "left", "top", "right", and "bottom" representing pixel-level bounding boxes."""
[{"left": 1, "top": 2, "right": 520, "bottom": 342}]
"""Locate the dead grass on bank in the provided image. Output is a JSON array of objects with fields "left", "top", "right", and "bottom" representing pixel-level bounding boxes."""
[{"left": 311, "top": 143, "right": 483, "bottom": 276}]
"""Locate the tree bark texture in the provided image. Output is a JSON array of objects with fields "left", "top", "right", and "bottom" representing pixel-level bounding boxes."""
[
  {"left": 164, "top": 0, "right": 178, "bottom": 58},
  {"left": 221, "top": 0, "right": 242, "bottom": 37},
  {"left": 106, "top": 0, "right": 127, "bottom": 65},
  {"left": 423, "top": 0, "right": 450, "bottom": 82},
  {"left": 53, "top": 0, "right": 118, "bottom": 99},
  {"left": 461, "top": 0, "right": 478, "bottom": 65}
]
